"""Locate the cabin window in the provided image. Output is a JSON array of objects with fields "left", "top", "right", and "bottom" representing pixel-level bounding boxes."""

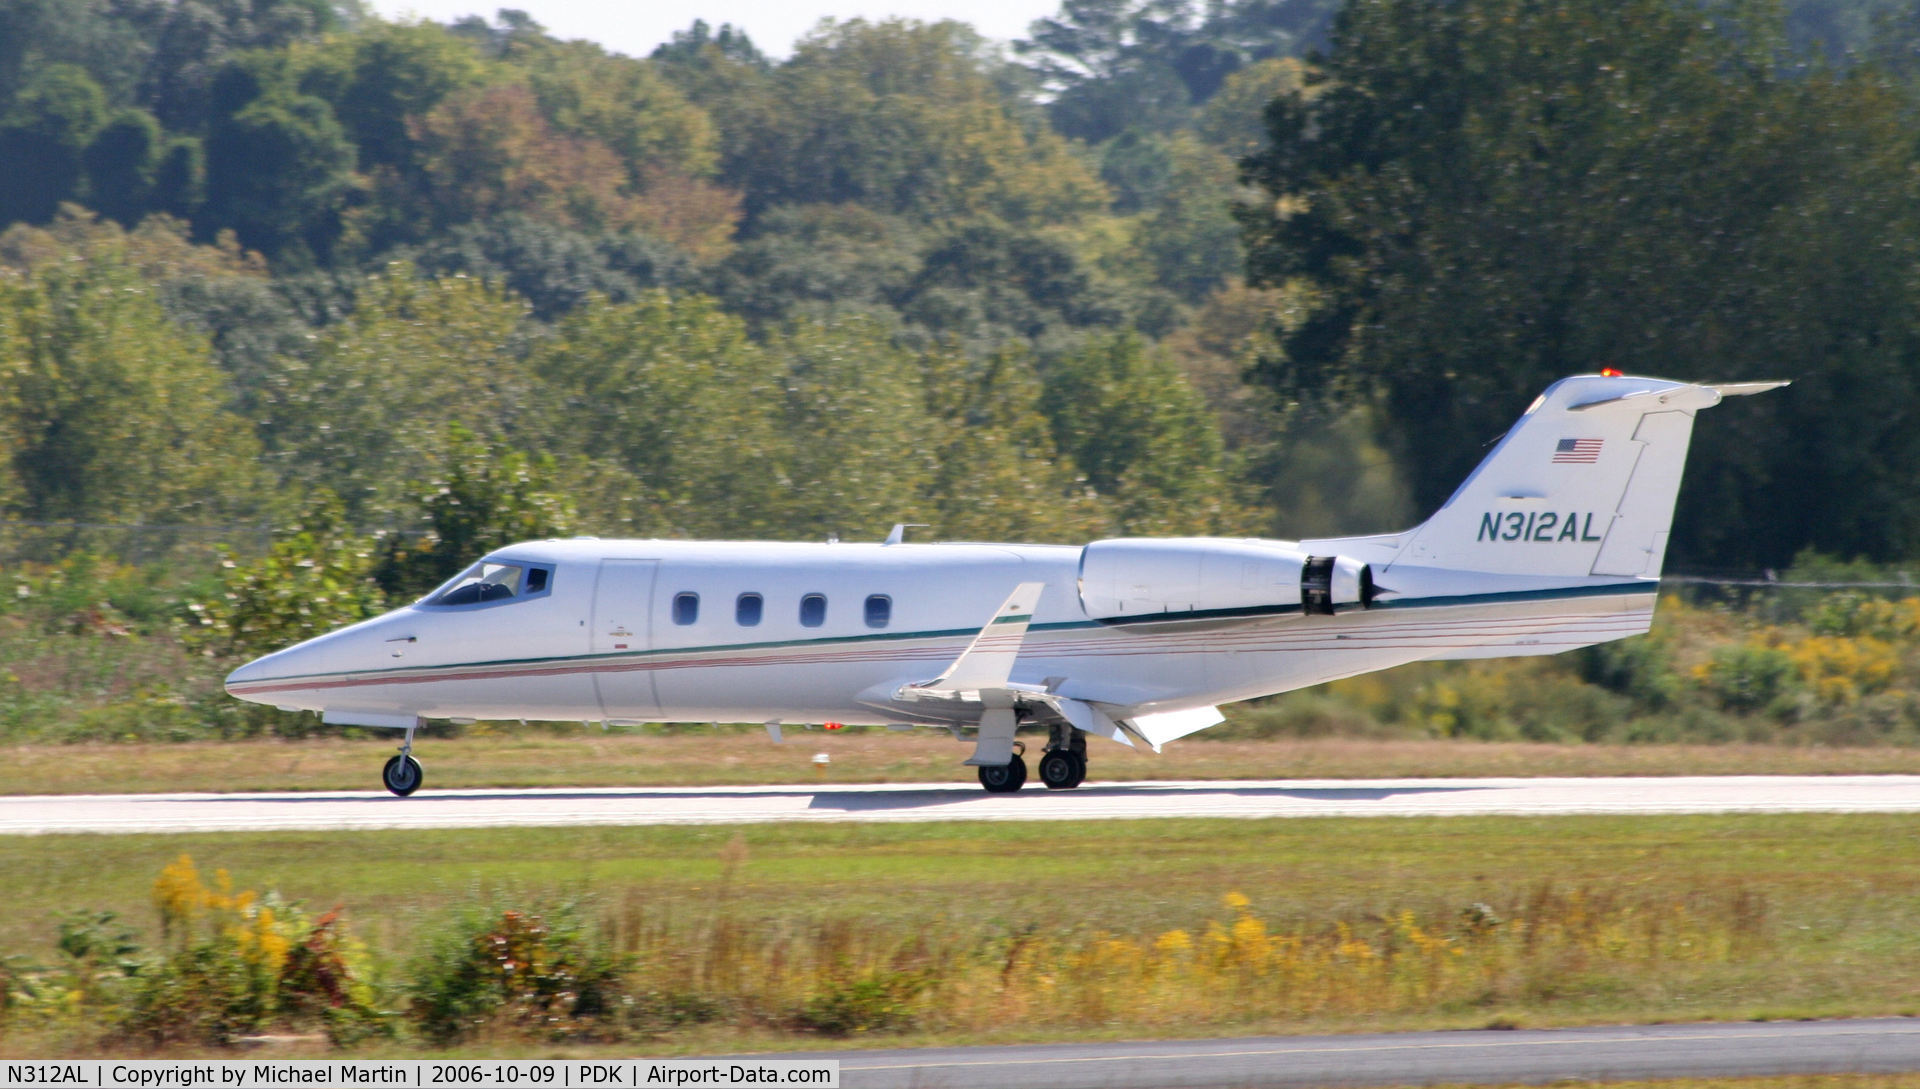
[
  {"left": 865, "top": 594, "right": 891, "bottom": 629},
  {"left": 672, "top": 592, "right": 699, "bottom": 626},
  {"left": 799, "top": 593, "right": 827, "bottom": 628},
  {"left": 736, "top": 593, "right": 763, "bottom": 626}
]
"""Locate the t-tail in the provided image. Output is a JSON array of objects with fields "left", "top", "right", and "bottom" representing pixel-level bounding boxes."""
[{"left": 1301, "top": 373, "right": 1786, "bottom": 657}]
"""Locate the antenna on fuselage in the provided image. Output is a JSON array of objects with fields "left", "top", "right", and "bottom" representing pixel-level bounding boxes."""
[{"left": 884, "top": 523, "right": 929, "bottom": 546}]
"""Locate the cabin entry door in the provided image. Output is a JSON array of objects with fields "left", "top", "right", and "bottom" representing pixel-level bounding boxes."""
[{"left": 590, "top": 558, "right": 661, "bottom": 723}]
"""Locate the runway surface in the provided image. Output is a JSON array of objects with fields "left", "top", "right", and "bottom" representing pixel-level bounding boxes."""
[
  {"left": 761, "top": 1018, "right": 1920, "bottom": 1088},
  {"left": 5, "top": 774, "right": 1920, "bottom": 834}
]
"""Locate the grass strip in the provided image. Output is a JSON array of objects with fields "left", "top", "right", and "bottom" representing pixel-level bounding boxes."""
[
  {"left": 2, "top": 812, "right": 1918, "bottom": 1055},
  {"left": 10, "top": 733, "right": 1920, "bottom": 795}
]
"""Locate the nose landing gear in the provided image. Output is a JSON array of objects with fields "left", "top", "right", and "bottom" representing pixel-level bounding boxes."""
[
  {"left": 382, "top": 753, "right": 423, "bottom": 796},
  {"left": 381, "top": 719, "right": 423, "bottom": 796}
]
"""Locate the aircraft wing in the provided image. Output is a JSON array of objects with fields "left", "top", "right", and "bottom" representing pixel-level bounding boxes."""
[{"left": 875, "top": 580, "right": 1223, "bottom": 759}]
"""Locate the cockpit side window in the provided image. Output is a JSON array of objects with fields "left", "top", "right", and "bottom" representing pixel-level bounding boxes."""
[{"left": 422, "top": 560, "right": 555, "bottom": 608}]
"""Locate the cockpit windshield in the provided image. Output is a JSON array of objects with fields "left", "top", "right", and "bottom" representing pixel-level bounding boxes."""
[{"left": 423, "top": 561, "right": 528, "bottom": 607}]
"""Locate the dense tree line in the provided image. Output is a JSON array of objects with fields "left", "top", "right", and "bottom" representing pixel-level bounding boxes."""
[
  {"left": 0, "top": 0, "right": 1918, "bottom": 575},
  {"left": 1240, "top": 0, "right": 1920, "bottom": 566}
]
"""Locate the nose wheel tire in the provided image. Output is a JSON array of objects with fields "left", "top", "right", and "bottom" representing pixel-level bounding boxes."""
[
  {"left": 977, "top": 753, "right": 1027, "bottom": 793},
  {"left": 382, "top": 754, "right": 423, "bottom": 797},
  {"left": 1039, "top": 750, "right": 1086, "bottom": 790}
]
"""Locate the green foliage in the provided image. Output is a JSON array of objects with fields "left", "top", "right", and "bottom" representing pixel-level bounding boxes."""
[
  {"left": 301, "top": 20, "right": 489, "bottom": 178},
  {"left": 0, "top": 64, "right": 108, "bottom": 224},
  {"left": 1132, "top": 132, "right": 1243, "bottom": 303},
  {"left": 718, "top": 20, "right": 1108, "bottom": 229},
  {"left": 53, "top": 910, "right": 143, "bottom": 1011},
  {"left": 1578, "top": 624, "right": 1682, "bottom": 710},
  {"left": 1015, "top": 0, "right": 1337, "bottom": 142},
  {"left": 372, "top": 432, "right": 575, "bottom": 601},
  {"left": 918, "top": 347, "right": 1110, "bottom": 541},
  {"left": 905, "top": 218, "right": 1127, "bottom": 343},
  {"left": 762, "top": 319, "right": 937, "bottom": 538},
  {"left": 201, "top": 88, "right": 357, "bottom": 263},
  {"left": 255, "top": 264, "right": 533, "bottom": 520},
  {"left": 189, "top": 493, "right": 387, "bottom": 664},
  {"left": 280, "top": 910, "right": 394, "bottom": 1047},
  {"left": 405, "top": 905, "right": 629, "bottom": 1044},
  {"left": 1041, "top": 331, "right": 1236, "bottom": 534},
  {"left": 793, "top": 970, "right": 924, "bottom": 1035},
  {"left": 400, "top": 213, "right": 697, "bottom": 321},
  {"left": 124, "top": 943, "right": 263, "bottom": 1047},
  {"left": 1808, "top": 593, "right": 1920, "bottom": 640},
  {"left": 1240, "top": 0, "right": 1920, "bottom": 566},
  {"left": 1694, "top": 641, "right": 1804, "bottom": 717},
  {"left": 129, "top": 855, "right": 386, "bottom": 1047},
  {"left": 82, "top": 108, "right": 162, "bottom": 225},
  {"left": 0, "top": 230, "right": 268, "bottom": 526},
  {"left": 521, "top": 39, "right": 717, "bottom": 183},
  {"left": 530, "top": 290, "right": 784, "bottom": 536}
]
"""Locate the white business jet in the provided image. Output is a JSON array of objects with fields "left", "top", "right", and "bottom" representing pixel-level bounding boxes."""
[{"left": 226, "top": 373, "right": 1784, "bottom": 796}]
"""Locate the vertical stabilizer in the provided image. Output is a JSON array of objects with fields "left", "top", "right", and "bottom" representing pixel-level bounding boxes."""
[{"left": 1369, "top": 375, "right": 1783, "bottom": 579}]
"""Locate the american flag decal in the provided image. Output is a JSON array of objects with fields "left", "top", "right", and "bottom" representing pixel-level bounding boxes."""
[{"left": 1553, "top": 438, "right": 1604, "bottom": 463}]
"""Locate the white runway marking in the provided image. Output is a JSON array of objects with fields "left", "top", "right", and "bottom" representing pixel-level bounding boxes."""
[{"left": 5, "top": 774, "right": 1920, "bottom": 834}]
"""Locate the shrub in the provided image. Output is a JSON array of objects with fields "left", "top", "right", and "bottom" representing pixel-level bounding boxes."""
[
  {"left": 792, "top": 970, "right": 924, "bottom": 1036},
  {"left": 124, "top": 944, "right": 262, "bottom": 1047},
  {"left": 406, "top": 905, "right": 630, "bottom": 1044},
  {"left": 1788, "top": 635, "right": 1900, "bottom": 706},
  {"left": 133, "top": 855, "right": 383, "bottom": 1047},
  {"left": 1806, "top": 592, "right": 1920, "bottom": 639},
  {"left": 1693, "top": 638, "right": 1802, "bottom": 716},
  {"left": 1577, "top": 628, "right": 1680, "bottom": 710},
  {"left": 278, "top": 910, "right": 392, "bottom": 1046}
]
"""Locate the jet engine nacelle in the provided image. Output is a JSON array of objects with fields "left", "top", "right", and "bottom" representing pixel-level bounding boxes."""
[{"left": 1077, "top": 538, "right": 1373, "bottom": 621}]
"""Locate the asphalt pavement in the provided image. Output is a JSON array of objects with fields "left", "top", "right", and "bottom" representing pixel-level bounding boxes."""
[
  {"left": 743, "top": 1018, "right": 1920, "bottom": 1088},
  {"left": 5, "top": 774, "right": 1920, "bottom": 834}
]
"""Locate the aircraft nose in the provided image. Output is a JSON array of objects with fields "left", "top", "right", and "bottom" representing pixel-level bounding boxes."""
[
  {"left": 224, "top": 655, "right": 268, "bottom": 696},
  {"left": 222, "top": 629, "right": 349, "bottom": 706},
  {"left": 223, "top": 651, "right": 286, "bottom": 706}
]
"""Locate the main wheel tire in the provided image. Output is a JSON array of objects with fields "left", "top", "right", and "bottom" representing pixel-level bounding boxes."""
[
  {"left": 978, "top": 754, "right": 1027, "bottom": 793},
  {"left": 1039, "top": 750, "right": 1080, "bottom": 790},
  {"left": 1064, "top": 752, "right": 1088, "bottom": 789},
  {"left": 382, "top": 754, "right": 423, "bottom": 797}
]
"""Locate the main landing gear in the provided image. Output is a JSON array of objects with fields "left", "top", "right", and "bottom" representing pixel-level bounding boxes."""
[
  {"left": 1039, "top": 722, "right": 1088, "bottom": 790},
  {"left": 1038, "top": 748, "right": 1087, "bottom": 790},
  {"left": 977, "top": 742, "right": 1027, "bottom": 793},
  {"left": 381, "top": 720, "right": 423, "bottom": 796},
  {"left": 976, "top": 726, "right": 1091, "bottom": 793}
]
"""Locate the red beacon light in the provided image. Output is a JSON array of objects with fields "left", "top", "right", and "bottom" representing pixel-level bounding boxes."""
[{"left": 1600, "top": 367, "right": 1624, "bottom": 377}]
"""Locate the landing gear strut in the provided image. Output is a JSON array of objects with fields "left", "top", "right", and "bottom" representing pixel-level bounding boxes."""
[
  {"left": 1039, "top": 724, "right": 1088, "bottom": 790},
  {"left": 381, "top": 719, "right": 423, "bottom": 796},
  {"left": 977, "top": 741, "right": 1027, "bottom": 793}
]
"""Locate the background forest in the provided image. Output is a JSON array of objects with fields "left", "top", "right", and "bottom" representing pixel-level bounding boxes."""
[{"left": 4, "top": 0, "right": 1920, "bottom": 745}]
